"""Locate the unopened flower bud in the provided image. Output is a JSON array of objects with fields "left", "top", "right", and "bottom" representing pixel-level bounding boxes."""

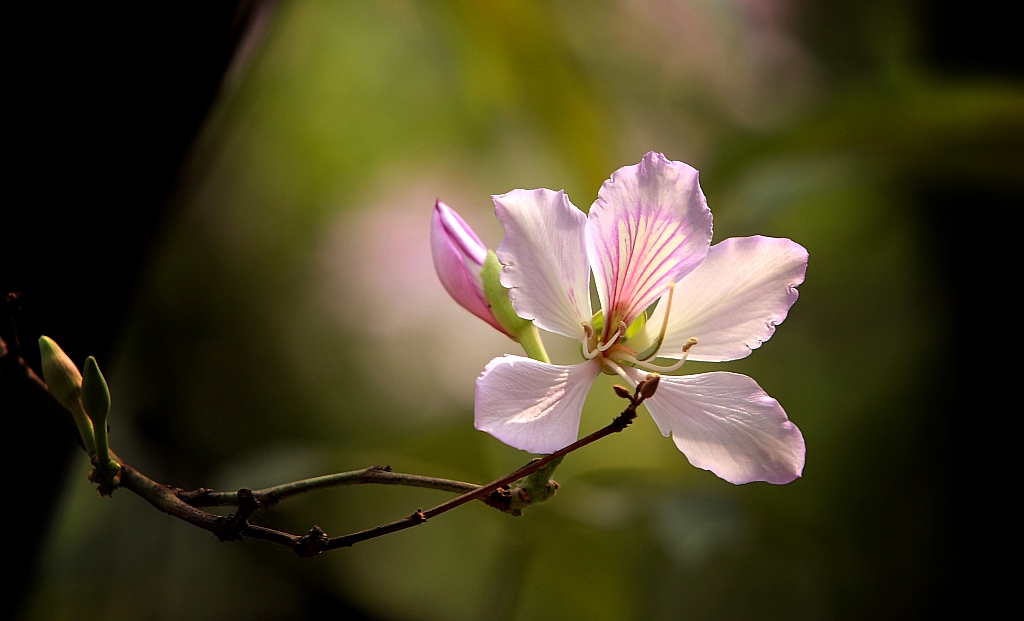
[
  {"left": 431, "top": 200, "right": 510, "bottom": 336},
  {"left": 613, "top": 385, "right": 632, "bottom": 399},
  {"left": 81, "top": 356, "right": 110, "bottom": 426},
  {"left": 39, "top": 336, "right": 96, "bottom": 455},
  {"left": 638, "top": 373, "right": 661, "bottom": 400},
  {"left": 39, "top": 336, "right": 83, "bottom": 413},
  {"left": 82, "top": 356, "right": 118, "bottom": 476}
]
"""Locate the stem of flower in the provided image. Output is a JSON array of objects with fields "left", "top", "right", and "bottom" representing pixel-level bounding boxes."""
[{"left": 517, "top": 323, "right": 550, "bottom": 363}]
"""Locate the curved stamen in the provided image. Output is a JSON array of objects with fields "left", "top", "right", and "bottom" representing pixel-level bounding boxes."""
[
  {"left": 598, "top": 321, "right": 627, "bottom": 353},
  {"left": 580, "top": 322, "right": 603, "bottom": 359},
  {"left": 614, "top": 337, "right": 698, "bottom": 373}
]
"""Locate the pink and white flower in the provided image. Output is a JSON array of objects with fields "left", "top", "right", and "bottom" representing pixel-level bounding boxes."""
[{"left": 443, "top": 153, "right": 807, "bottom": 484}]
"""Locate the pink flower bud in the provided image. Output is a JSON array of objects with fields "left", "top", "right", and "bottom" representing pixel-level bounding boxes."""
[{"left": 431, "top": 200, "right": 510, "bottom": 336}]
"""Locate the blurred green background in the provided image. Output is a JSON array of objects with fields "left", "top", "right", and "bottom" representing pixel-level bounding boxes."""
[{"left": 21, "top": 0, "right": 1021, "bottom": 619}]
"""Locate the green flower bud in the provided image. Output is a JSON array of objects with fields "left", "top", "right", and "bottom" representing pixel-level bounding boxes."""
[
  {"left": 39, "top": 336, "right": 82, "bottom": 412},
  {"left": 38, "top": 336, "right": 96, "bottom": 455},
  {"left": 81, "top": 356, "right": 110, "bottom": 426},
  {"left": 82, "top": 356, "right": 118, "bottom": 479}
]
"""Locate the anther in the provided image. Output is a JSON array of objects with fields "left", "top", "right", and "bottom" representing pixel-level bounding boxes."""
[{"left": 598, "top": 321, "right": 627, "bottom": 352}]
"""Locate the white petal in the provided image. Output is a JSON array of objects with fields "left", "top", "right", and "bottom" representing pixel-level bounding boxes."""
[
  {"left": 586, "top": 152, "right": 712, "bottom": 334},
  {"left": 494, "top": 189, "right": 592, "bottom": 341},
  {"left": 475, "top": 355, "right": 601, "bottom": 454},
  {"left": 647, "top": 236, "right": 807, "bottom": 361},
  {"left": 642, "top": 372, "right": 805, "bottom": 484}
]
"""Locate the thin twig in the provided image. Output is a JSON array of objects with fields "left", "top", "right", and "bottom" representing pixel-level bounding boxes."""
[
  {"left": 2, "top": 297, "right": 656, "bottom": 557},
  {"left": 325, "top": 385, "right": 648, "bottom": 550},
  {"left": 179, "top": 467, "right": 480, "bottom": 508}
]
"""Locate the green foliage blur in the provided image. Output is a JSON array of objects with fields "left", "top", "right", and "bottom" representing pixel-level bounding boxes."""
[{"left": 24, "top": 1, "right": 1020, "bottom": 619}]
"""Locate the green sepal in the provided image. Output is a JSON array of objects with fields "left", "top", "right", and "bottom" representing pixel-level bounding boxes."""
[
  {"left": 39, "top": 336, "right": 97, "bottom": 455},
  {"left": 482, "top": 250, "right": 550, "bottom": 362}
]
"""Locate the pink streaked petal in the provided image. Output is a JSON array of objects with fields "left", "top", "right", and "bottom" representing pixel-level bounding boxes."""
[
  {"left": 643, "top": 372, "right": 805, "bottom": 485},
  {"left": 475, "top": 355, "right": 601, "bottom": 454},
  {"left": 586, "top": 152, "right": 712, "bottom": 335},
  {"left": 648, "top": 236, "right": 807, "bottom": 362},
  {"left": 436, "top": 200, "right": 488, "bottom": 265},
  {"left": 431, "top": 201, "right": 508, "bottom": 335},
  {"left": 494, "top": 189, "right": 592, "bottom": 341}
]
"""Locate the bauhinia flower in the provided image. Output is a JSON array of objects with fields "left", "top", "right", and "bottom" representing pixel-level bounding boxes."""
[{"left": 435, "top": 153, "right": 807, "bottom": 484}]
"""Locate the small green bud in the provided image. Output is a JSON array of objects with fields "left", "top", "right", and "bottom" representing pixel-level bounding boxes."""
[
  {"left": 81, "top": 357, "right": 111, "bottom": 426},
  {"left": 82, "top": 356, "right": 118, "bottom": 486},
  {"left": 508, "top": 456, "right": 563, "bottom": 513},
  {"left": 39, "top": 336, "right": 83, "bottom": 413},
  {"left": 38, "top": 336, "right": 96, "bottom": 455}
]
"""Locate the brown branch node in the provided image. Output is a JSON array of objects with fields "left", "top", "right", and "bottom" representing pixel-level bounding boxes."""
[
  {"left": 294, "top": 525, "right": 330, "bottom": 558},
  {"left": 612, "top": 407, "right": 638, "bottom": 430},
  {"left": 176, "top": 487, "right": 215, "bottom": 503},
  {"left": 213, "top": 488, "right": 260, "bottom": 541}
]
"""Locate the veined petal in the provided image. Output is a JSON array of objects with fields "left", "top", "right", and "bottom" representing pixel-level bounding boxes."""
[
  {"left": 643, "top": 372, "right": 805, "bottom": 485},
  {"left": 586, "top": 152, "right": 712, "bottom": 335},
  {"left": 647, "top": 236, "right": 807, "bottom": 361},
  {"left": 494, "top": 189, "right": 592, "bottom": 341},
  {"left": 475, "top": 355, "right": 601, "bottom": 454},
  {"left": 431, "top": 201, "right": 508, "bottom": 335}
]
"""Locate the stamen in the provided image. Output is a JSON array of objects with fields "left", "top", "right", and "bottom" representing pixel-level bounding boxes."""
[
  {"left": 602, "top": 359, "right": 636, "bottom": 386},
  {"left": 614, "top": 337, "right": 698, "bottom": 373},
  {"left": 597, "top": 321, "right": 627, "bottom": 352},
  {"left": 580, "top": 322, "right": 602, "bottom": 359}
]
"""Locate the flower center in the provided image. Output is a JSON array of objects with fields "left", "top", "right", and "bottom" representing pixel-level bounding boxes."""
[
  {"left": 581, "top": 286, "right": 698, "bottom": 375},
  {"left": 581, "top": 321, "right": 627, "bottom": 360}
]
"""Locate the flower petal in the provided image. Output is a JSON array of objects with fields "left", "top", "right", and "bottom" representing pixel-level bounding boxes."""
[
  {"left": 494, "top": 189, "right": 592, "bottom": 341},
  {"left": 642, "top": 371, "right": 805, "bottom": 485},
  {"left": 475, "top": 355, "right": 601, "bottom": 454},
  {"left": 647, "top": 236, "right": 807, "bottom": 361},
  {"left": 586, "top": 152, "right": 713, "bottom": 335},
  {"left": 431, "top": 200, "right": 508, "bottom": 335}
]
